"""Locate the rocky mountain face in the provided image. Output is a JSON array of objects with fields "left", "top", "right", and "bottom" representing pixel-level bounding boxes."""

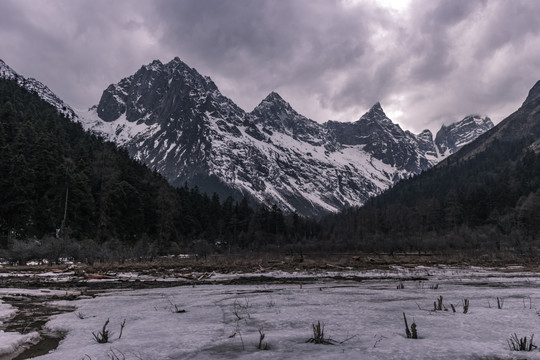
[
  {"left": 445, "top": 79, "right": 540, "bottom": 163},
  {"left": 435, "top": 115, "right": 494, "bottom": 156},
  {"left": 0, "top": 57, "right": 493, "bottom": 217},
  {"left": 326, "top": 103, "right": 435, "bottom": 175},
  {"left": 322, "top": 79, "right": 540, "bottom": 250},
  {"left": 78, "top": 57, "right": 493, "bottom": 217},
  {"left": 0, "top": 59, "right": 77, "bottom": 120}
]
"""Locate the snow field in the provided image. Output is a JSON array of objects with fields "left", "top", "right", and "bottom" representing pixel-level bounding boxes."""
[
  {"left": 0, "top": 331, "right": 40, "bottom": 358},
  {"left": 24, "top": 270, "right": 540, "bottom": 360}
]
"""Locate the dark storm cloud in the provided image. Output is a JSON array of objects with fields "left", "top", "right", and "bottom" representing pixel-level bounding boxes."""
[
  {"left": 0, "top": 0, "right": 161, "bottom": 109},
  {"left": 152, "top": 0, "right": 384, "bottom": 114},
  {"left": 1, "top": 0, "right": 540, "bottom": 133}
]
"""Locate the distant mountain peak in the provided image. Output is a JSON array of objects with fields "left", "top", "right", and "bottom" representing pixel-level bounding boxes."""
[
  {"left": 523, "top": 80, "right": 540, "bottom": 107},
  {"left": 251, "top": 91, "right": 326, "bottom": 143},
  {"left": 418, "top": 129, "right": 434, "bottom": 141},
  {"left": 358, "top": 102, "right": 389, "bottom": 124},
  {"left": 96, "top": 57, "right": 221, "bottom": 123},
  {"left": 261, "top": 91, "right": 289, "bottom": 105},
  {"left": 371, "top": 101, "right": 383, "bottom": 111},
  {"left": 265, "top": 91, "right": 285, "bottom": 102},
  {"left": 435, "top": 114, "right": 494, "bottom": 156},
  {"left": 167, "top": 56, "right": 192, "bottom": 70},
  {"left": 253, "top": 91, "right": 295, "bottom": 116},
  {"left": 79, "top": 57, "right": 495, "bottom": 217}
]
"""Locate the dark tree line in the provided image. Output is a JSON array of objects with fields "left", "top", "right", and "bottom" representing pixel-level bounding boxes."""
[
  {"left": 9, "top": 74, "right": 540, "bottom": 263},
  {"left": 0, "top": 79, "right": 317, "bottom": 262},
  {"left": 320, "top": 135, "right": 540, "bottom": 254}
]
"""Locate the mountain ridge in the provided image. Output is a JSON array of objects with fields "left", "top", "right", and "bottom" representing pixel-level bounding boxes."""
[
  {"left": 321, "top": 78, "right": 540, "bottom": 252},
  {"left": 80, "top": 57, "right": 493, "bottom": 216},
  {"left": 0, "top": 57, "right": 494, "bottom": 217},
  {"left": 0, "top": 59, "right": 77, "bottom": 120}
]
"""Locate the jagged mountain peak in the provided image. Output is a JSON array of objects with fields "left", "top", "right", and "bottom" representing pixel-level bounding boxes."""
[
  {"left": 146, "top": 59, "right": 163, "bottom": 67},
  {"left": 96, "top": 57, "right": 223, "bottom": 123},
  {"left": 142, "top": 57, "right": 188, "bottom": 71},
  {"left": 264, "top": 91, "right": 286, "bottom": 103},
  {"left": 251, "top": 91, "right": 334, "bottom": 149},
  {"left": 523, "top": 80, "right": 540, "bottom": 107},
  {"left": 371, "top": 101, "right": 384, "bottom": 112},
  {"left": 357, "top": 101, "right": 391, "bottom": 125},
  {"left": 78, "top": 56, "right": 495, "bottom": 217},
  {"left": 418, "top": 129, "right": 434, "bottom": 142},
  {"left": 253, "top": 91, "right": 294, "bottom": 114},
  {"left": 435, "top": 114, "right": 494, "bottom": 156}
]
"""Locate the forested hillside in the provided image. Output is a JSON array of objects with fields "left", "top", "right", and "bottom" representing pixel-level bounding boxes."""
[
  {"left": 0, "top": 79, "right": 315, "bottom": 262},
  {"left": 320, "top": 81, "right": 540, "bottom": 254}
]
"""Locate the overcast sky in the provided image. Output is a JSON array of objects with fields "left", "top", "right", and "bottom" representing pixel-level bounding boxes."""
[{"left": 1, "top": 0, "right": 539, "bottom": 133}]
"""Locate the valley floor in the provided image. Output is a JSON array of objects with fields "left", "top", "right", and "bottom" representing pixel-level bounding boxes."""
[{"left": 1, "top": 256, "right": 540, "bottom": 359}]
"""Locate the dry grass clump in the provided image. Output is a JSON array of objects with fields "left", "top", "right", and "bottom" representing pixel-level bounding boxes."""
[
  {"left": 92, "top": 319, "right": 111, "bottom": 343},
  {"left": 306, "top": 321, "right": 337, "bottom": 345},
  {"left": 508, "top": 333, "right": 537, "bottom": 351},
  {"left": 403, "top": 313, "right": 418, "bottom": 339}
]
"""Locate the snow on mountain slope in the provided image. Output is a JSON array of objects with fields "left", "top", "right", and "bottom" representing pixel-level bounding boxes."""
[
  {"left": 435, "top": 115, "right": 494, "bottom": 157},
  {"left": 78, "top": 58, "right": 410, "bottom": 216},
  {"left": 0, "top": 59, "right": 77, "bottom": 120},
  {"left": 77, "top": 57, "right": 493, "bottom": 217},
  {"left": 0, "top": 57, "right": 493, "bottom": 217}
]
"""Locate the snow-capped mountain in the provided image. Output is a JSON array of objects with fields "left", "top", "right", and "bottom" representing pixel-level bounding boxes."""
[
  {"left": 0, "top": 59, "right": 77, "bottom": 120},
  {"left": 79, "top": 57, "right": 493, "bottom": 216},
  {"left": 327, "top": 106, "right": 493, "bottom": 173},
  {"left": 435, "top": 115, "right": 494, "bottom": 156},
  {"left": 326, "top": 103, "right": 436, "bottom": 175},
  {"left": 0, "top": 57, "right": 493, "bottom": 217}
]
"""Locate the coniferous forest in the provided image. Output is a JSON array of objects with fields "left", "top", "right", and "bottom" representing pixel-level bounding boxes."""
[
  {"left": 320, "top": 85, "right": 540, "bottom": 255},
  {"left": 3, "top": 75, "right": 540, "bottom": 264},
  {"left": 0, "top": 79, "right": 316, "bottom": 263}
]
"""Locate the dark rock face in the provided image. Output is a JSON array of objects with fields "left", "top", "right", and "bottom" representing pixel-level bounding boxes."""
[
  {"left": 523, "top": 80, "right": 540, "bottom": 107},
  {"left": 327, "top": 103, "right": 431, "bottom": 173},
  {"left": 435, "top": 115, "right": 494, "bottom": 156},
  {"left": 97, "top": 84, "right": 127, "bottom": 121},
  {"left": 416, "top": 129, "right": 438, "bottom": 159},
  {"left": 251, "top": 92, "right": 338, "bottom": 151},
  {"left": 81, "top": 57, "right": 494, "bottom": 217}
]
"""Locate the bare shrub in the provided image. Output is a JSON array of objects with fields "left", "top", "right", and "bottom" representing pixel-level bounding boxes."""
[
  {"left": 508, "top": 333, "right": 537, "bottom": 351},
  {"left": 306, "top": 321, "right": 337, "bottom": 345},
  {"left": 232, "top": 298, "right": 251, "bottom": 320},
  {"left": 118, "top": 319, "right": 126, "bottom": 340},
  {"left": 257, "top": 328, "right": 269, "bottom": 350},
  {"left": 433, "top": 296, "right": 444, "bottom": 311},
  {"left": 463, "top": 299, "right": 469, "bottom": 314},
  {"left": 403, "top": 313, "right": 418, "bottom": 339},
  {"left": 228, "top": 328, "right": 245, "bottom": 350},
  {"left": 93, "top": 318, "right": 111, "bottom": 343}
]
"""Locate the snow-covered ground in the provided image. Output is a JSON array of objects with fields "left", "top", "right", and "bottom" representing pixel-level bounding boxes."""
[{"left": 2, "top": 266, "right": 540, "bottom": 359}]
